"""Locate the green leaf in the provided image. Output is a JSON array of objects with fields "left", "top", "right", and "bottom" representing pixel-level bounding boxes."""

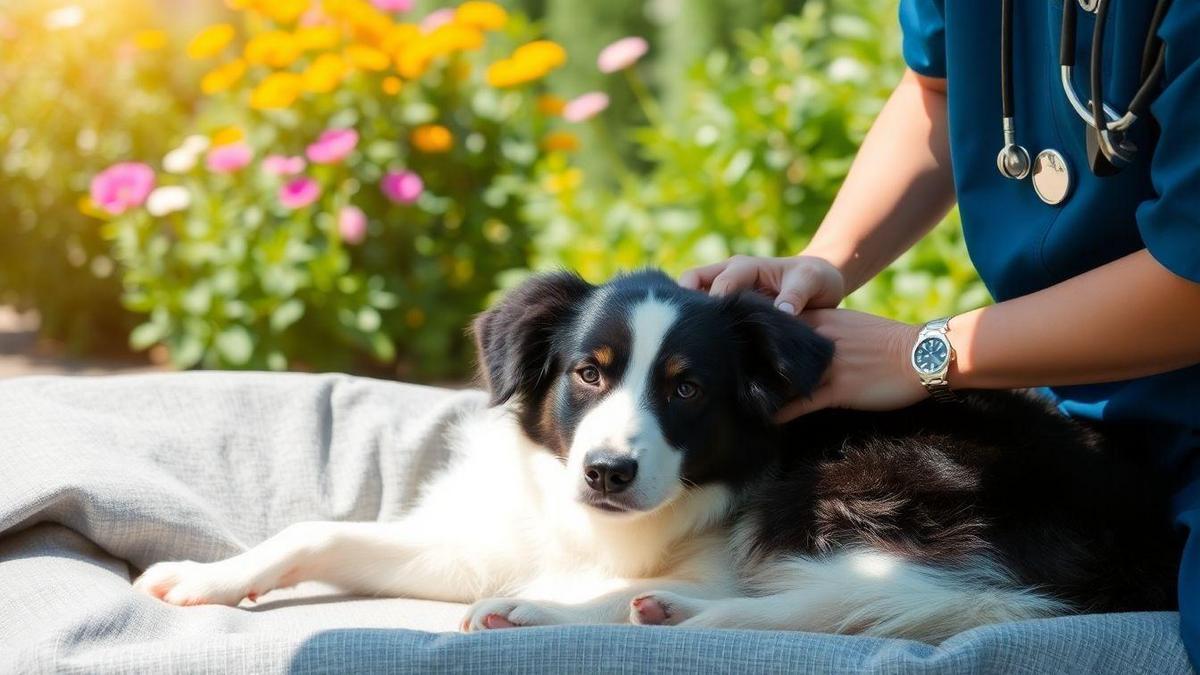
[
  {"left": 270, "top": 299, "right": 305, "bottom": 333},
  {"left": 356, "top": 306, "right": 381, "bottom": 332},
  {"left": 170, "top": 334, "right": 205, "bottom": 370},
  {"left": 129, "top": 321, "right": 166, "bottom": 351},
  {"left": 215, "top": 325, "right": 255, "bottom": 366}
]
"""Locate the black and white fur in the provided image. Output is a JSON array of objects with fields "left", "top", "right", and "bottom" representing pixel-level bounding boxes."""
[{"left": 135, "top": 270, "right": 1179, "bottom": 640}]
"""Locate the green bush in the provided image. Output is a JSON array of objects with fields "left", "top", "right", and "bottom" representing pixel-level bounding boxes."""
[
  {"left": 516, "top": 0, "right": 988, "bottom": 324},
  {"left": 0, "top": 1, "right": 195, "bottom": 353}
]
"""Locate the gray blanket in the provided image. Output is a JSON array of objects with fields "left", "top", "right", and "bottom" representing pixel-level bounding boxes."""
[{"left": 0, "top": 372, "right": 1191, "bottom": 674}]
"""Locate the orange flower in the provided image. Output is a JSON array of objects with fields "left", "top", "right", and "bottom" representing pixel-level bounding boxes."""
[
  {"left": 382, "top": 76, "right": 402, "bottom": 95},
  {"left": 244, "top": 30, "right": 300, "bottom": 68},
  {"left": 301, "top": 53, "right": 347, "bottom": 93},
  {"left": 345, "top": 44, "right": 390, "bottom": 71},
  {"left": 201, "top": 59, "right": 247, "bottom": 95},
  {"left": 537, "top": 95, "right": 566, "bottom": 116},
  {"left": 250, "top": 72, "right": 304, "bottom": 109},
  {"left": 411, "top": 124, "right": 453, "bottom": 153},
  {"left": 541, "top": 131, "right": 580, "bottom": 152},
  {"left": 187, "top": 24, "right": 235, "bottom": 59},
  {"left": 455, "top": 1, "right": 507, "bottom": 31},
  {"left": 134, "top": 30, "right": 168, "bottom": 51}
]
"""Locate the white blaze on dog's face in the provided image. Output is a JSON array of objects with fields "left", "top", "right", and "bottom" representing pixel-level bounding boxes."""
[
  {"left": 473, "top": 270, "right": 834, "bottom": 518},
  {"left": 564, "top": 296, "right": 684, "bottom": 514}
]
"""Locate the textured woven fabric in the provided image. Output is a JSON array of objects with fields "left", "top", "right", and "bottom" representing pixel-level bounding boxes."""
[{"left": 0, "top": 372, "right": 1191, "bottom": 674}]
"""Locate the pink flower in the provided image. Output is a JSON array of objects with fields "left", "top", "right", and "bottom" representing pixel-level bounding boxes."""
[
  {"left": 380, "top": 170, "right": 423, "bottom": 204},
  {"left": 279, "top": 177, "right": 321, "bottom": 210},
  {"left": 262, "top": 154, "right": 306, "bottom": 177},
  {"left": 597, "top": 36, "right": 648, "bottom": 74},
  {"left": 305, "top": 128, "right": 359, "bottom": 165},
  {"left": 420, "top": 8, "right": 454, "bottom": 32},
  {"left": 562, "top": 92, "right": 610, "bottom": 123},
  {"left": 372, "top": 0, "right": 413, "bottom": 11},
  {"left": 90, "top": 162, "right": 155, "bottom": 215},
  {"left": 205, "top": 142, "right": 253, "bottom": 173},
  {"left": 338, "top": 206, "right": 368, "bottom": 244}
]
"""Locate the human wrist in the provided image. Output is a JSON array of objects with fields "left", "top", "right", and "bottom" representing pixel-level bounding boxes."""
[
  {"left": 796, "top": 241, "right": 858, "bottom": 291},
  {"left": 945, "top": 312, "right": 977, "bottom": 389}
]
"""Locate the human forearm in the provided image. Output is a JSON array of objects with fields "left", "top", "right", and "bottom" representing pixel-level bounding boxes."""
[
  {"left": 949, "top": 249, "right": 1200, "bottom": 389},
  {"left": 804, "top": 70, "right": 957, "bottom": 292}
]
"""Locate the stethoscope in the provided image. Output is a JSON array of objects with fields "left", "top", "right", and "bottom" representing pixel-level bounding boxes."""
[{"left": 997, "top": 0, "right": 1173, "bottom": 205}]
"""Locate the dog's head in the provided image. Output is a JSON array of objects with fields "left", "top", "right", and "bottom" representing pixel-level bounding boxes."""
[{"left": 473, "top": 269, "right": 832, "bottom": 516}]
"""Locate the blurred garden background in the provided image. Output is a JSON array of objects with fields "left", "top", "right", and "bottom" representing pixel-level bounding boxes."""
[{"left": 0, "top": 0, "right": 989, "bottom": 382}]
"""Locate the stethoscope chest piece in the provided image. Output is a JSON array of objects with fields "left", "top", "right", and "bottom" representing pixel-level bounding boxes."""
[{"left": 1031, "top": 149, "right": 1072, "bottom": 205}]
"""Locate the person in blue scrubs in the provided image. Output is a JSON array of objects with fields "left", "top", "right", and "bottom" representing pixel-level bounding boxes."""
[{"left": 681, "top": 0, "right": 1200, "bottom": 665}]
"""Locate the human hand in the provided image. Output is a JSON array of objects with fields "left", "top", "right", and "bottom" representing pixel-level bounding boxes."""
[
  {"left": 776, "top": 309, "right": 927, "bottom": 421},
  {"left": 679, "top": 255, "right": 846, "bottom": 315}
]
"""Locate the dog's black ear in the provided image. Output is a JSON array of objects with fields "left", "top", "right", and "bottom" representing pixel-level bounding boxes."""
[
  {"left": 722, "top": 292, "right": 834, "bottom": 421},
  {"left": 473, "top": 271, "right": 594, "bottom": 406}
]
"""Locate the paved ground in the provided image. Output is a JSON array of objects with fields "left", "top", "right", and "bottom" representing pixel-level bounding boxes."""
[{"left": 0, "top": 306, "right": 163, "bottom": 379}]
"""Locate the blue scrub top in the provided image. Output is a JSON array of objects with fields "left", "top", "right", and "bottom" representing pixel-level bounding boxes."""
[{"left": 899, "top": 0, "right": 1200, "bottom": 467}]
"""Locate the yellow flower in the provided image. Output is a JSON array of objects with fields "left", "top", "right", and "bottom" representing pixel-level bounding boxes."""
[
  {"left": 382, "top": 76, "right": 402, "bottom": 95},
  {"left": 301, "top": 53, "right": 347, "bottom": 93},
  {"left": 455, "top": 2, "right": 507, "bottom": 31},
  {"left": 187, "top": 24, "right": 235, "bottom": 60},
  {"left": 537, "top": 94, "right": 566, "bottom": 116},
  {"left": 513, "top": 40, "right": 566, "bottom": 70},
  {"left": 380, "top": 23, "right": 420, "bottom": 54},
  {"left": 425, "top": 23, "right": 483, "bottom": 56},
  {"left": 486, "top": 40, "right": 567, "bottom": 88},
  {"left": 134, "top": 30, "right": 168, "bottom": 51},
  {"left": 295, "top": 26, "right": 341, "bottom": 51},
  {"left": 201, "top": 59, "right": 247, "bottom": 95},
  {"left": 250, "top": 72, "right": 304, "bottom": 109},
  {"left": 541, "top": 131, "right": 580, "bottom": 153},
  {"left": 411, "top": 124, "right": 453, "bottom": 153},
  {"left": 395, "top": 40, "right": 433, "bottom": 79},
  {"left": 211, "top": 126, "right": 244, "bottom": 146},
  {"left": 244, "top": 30, "right": 300, "bottom": 68},
  {"left": 345, "top": 44, "right": 390, "bottom": 71},
  {"left": 258, "top": 0, "right": 308, "bottom": 24},
  {"left": 543, "top": 167, "right": 583, "bottom": 194}
]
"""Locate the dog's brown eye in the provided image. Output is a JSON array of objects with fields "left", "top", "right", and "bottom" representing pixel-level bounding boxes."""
[
  {"left": 577, "top": 365, "right": 601, "bottom": 386},
  {"left": 675, "top": 381, "right": 699, "bottom": 399}
]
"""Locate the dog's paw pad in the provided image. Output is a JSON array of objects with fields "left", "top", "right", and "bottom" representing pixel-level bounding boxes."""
[
  {"left": 631, "top": 595, "right": 670, "bottom": 625},
  {"left": 462, "top": 598, "right": 562, "bottom": 632},
  {"left": 483, "top": 613, "right": 516, "bottom": 629},
  {"left": 630, "top": 591, "right": 704, "bottom": 626}
]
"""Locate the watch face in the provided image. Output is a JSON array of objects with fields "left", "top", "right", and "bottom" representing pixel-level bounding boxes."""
[{"left": 913, "top": 336, "right": 949, "bottom": 374}]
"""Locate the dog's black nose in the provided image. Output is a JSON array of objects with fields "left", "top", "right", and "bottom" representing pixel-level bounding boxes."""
[{"left": 583, "top": 453, "right": 638, "bottom": 494}]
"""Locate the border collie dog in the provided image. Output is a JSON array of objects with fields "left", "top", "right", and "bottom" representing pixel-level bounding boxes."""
[{"left": 136, "top": 270, "right": 1178, "bottom": 640}]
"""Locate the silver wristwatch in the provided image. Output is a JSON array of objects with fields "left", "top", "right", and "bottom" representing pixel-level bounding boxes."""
[{"left": 911, "top": 317, "right": 958, "bottom": 403}]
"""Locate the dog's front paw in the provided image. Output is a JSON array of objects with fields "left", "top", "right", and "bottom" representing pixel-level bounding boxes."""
[
  {"left": 460, "top": 598, "right": 568, "bottom": 632},
  {"left": 133, "top": 560, "right": 255, "bottom": 607},
  {"left": 630, "top": 591, "right": 708, "bottom": 626}
]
